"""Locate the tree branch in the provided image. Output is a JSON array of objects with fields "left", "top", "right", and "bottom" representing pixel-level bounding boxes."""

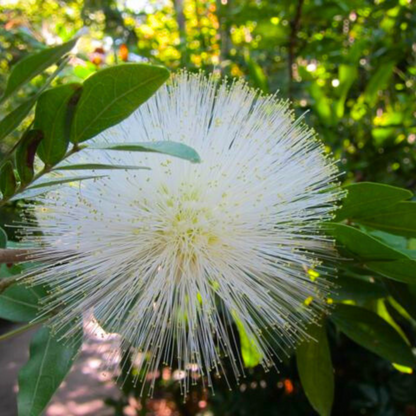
[{"left": 288, "top": 0, "right": 305, "bottom": 101}]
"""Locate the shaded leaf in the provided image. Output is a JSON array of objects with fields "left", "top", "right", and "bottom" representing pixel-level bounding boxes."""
[
  {"left": 70, "top": 64, "right": 170, "bottom": 143},
  {"left": 364, "top": 61, "right": 396, "bottom": 106},
  {"left": 358, "top": 202, "right": 416, "bottom": 239},
  {"left": 0, "top": 97, "right": 37, "bottom": 143},
  {"left": 89, "top": 141, "right": 201, "bottom": 163},
  {"left": 0, "top": 161, "right": 17, "bottom": 198},
  {"left": 18, "top": 325, "right": 82, "bottom": 416},
  {"left": 16, "top": 130, "right": 43, "bottom": 185},
  {"left": 296, "top": 322, "right": 334, "bottom": 416},
  {"left": 35, "top": 84, "right": 82, "bottom": 166},
  {"left": 0, "top": 38, "right": 78, "bottom": 103},
  {"left": 384, "top": 279, "right": 416, "bottom": 321},
  {"left": 331, "top": 304, "right": 416, "bottom": 367},
  {"left": 0, "top": 226, "right": 6, "bottom": 248},
  {"left": 53, "top": 163, "right": 150, "bottom": 171},
  {"left": 366, "top": 259, "right": 416, "bottom": 284},
  {"left": 0, "top": 284, "right": 46, "bottom": 322},
  {"left": 336, "top": 182, "right": 412, "bottom": 221}
]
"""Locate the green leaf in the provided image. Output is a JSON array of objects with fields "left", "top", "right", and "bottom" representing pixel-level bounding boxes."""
[
  {"left": 0, "top": 161, "right": 17, "bottom": 198},
  {"left": 309, "top": 82, "right": 333, "bottom": 126},
  {"left": 330, "top": 273, "right": 386, "bottom": 301},
  {"left": 35, "top": 84, "right": 82, "bottom": 166},
  {"left": 9, "top": 186, "right": 61, "bottom": 202},
  {"left": 0, "top": 97, "right": 37, "bottom": 143},
  {"left": 27, "top": 175, "right": 106, "bottom": 190},
  {"left": 296, "top": 322, "right": 334, "bottom": 416},
  {"left": 70, "top": 64, "right": 170, "bottom": 143},
  {"left": 331, "top": 304, "right": 416, "bottom": 367},
  {"left": 335, "top": 182, "right": 412, "bottom": 221},
  {"left": 53, "top": 163, "right": 150, "bottom": 171},
  {"left": 18, "top": 325, "right": 82, "bottom": 416},
  {"left": 328, "top": 223, "right": 406, "bottom": 261},
  {"left": 329, "top": 224, "right": 416, "bottom": 283},
  {"left": 357, "top": 202, "right": 416, "bottom": 238},
  {"left": 365, "top": 259, "right": 416, "bottom": 284},
  {"left": 384, "top": 279, "right": 416, "bottom": 321},
  {"left": 89, "top": 141, "right": 201, "bottom": 163},
  {"left": 0, "top": 38, "right": 78, "bottom": 103},
  {"left": 16, "top": 130, "right": 43, "bottom": 185},
  {"left": 0, "top": 284, "right": 47, "bottom": 322}
]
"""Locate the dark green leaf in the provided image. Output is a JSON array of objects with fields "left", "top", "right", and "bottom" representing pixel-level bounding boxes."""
[
  {"left": 0, "top": 284, "right": 46, "bottom": 322},
  {"left": 335, "top": 182, "right": 412, "bottom": 221},
  {"left": 18, "top": 325, "right": 82, "bottom": 416},
  {"left": 9, "top": 186, "right": 61, "bottom": 202},
  {"left": 331, "top": 304, "right": 416, "bottom": 367},
  {"left": 0, "top": 161, "right": 17, "bottom": 198},
  {"left": 384, "top": 279, "right": 416, "bottom": 322},
  {"left": 328, "top": 223, "right": 406, "bottom": 261},
  {"left": 16, "top": 130, "right": 43, "bottom": 185},
  {"left": 35, "top": 84, "right": 82, "bottom": 166},
  {"left": 70, "top": 64, "right": 170, "bottom": 143},
  {"left": 331, "top": 273, "right": 386, "bottom": 301},
  {"left": 0, "top": 38, "right": 78, "bottom": 103},
  {"left": 0, "top": 97, "right": 37, "bottom": 143},
  {"left": 53, "top": 163, "right": 150, "bottom": 171},
  {"left": 366, "top": 259, "right": 416, "bottom": 284},
  {"left": 89, "top": 141, "right": 201, "bottom": 163},
  {"left": 296, "top": 322, "right": 334, "bottom": 416},
  {"left": 358, "top": 202, "right": 416, "bottom": 238}
]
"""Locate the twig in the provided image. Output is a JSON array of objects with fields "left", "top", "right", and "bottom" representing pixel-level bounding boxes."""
[
  {"left": 288, "top": 0, "right": 305, "bottom": 101},
  {"left": 0, "top": 248, "right": 32, "bottom": 264}
]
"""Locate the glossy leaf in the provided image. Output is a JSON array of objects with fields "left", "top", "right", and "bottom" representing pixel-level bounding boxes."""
[
  {"left": 88, "top": 141, "right": 201, "bottom": 163},
  {"left": 0, "top": 161, "right": 17, "bottom": 198},
  {"left": 331, "top": 304, "right": 416, "bottom": 367},
  {"left": 358, "top": 202, "right": 416, "bottom": 238},
  {"left": 335, "top": 182, "right": 412, "bottom": 221},
  {"left": 70, "top": 64, "right": 170, "bottom": 143},
  {"left": 296, "top": 322, "right": 334, "bottom": 416},
  {"left": 0, "top": 37, "right": 78, "bottom": 103},
  {"left": 366, "top": 259, "right": 416, "bottom": 284},
  {"left": 35, "top": 84, "right": 82, "bottom": 166},
  {"left": 18, "top": 325, "right": 82, "bottom": 416},
  {"left": 16, "top": 130, "right": 43, "bottom": 185}
]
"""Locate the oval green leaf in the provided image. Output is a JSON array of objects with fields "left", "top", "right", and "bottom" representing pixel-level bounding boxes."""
[
  {"left": 335, "top": 182, "right": 412, "bottom": 222},
  {"left": 18, "top": 325, "right": 82, "bottom": 416},
  {"left": 296, "top": 322, "right": 334, "bottom": 416},
  {"left": 70, "top": 64, "right": 170, "bottom": 143},
  {"left": 0, "top": 161, "right": 17, "bottom": 198},
  {"left": 35, "top": 84, "right": 82, "bottom": 166},
  {"left": 331, "top": 304, "right": 416, "bottom": 368}
]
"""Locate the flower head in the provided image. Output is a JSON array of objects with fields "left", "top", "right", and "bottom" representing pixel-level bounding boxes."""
[{"left": 22, "top": 72, "right": 342, "bottom": 391}]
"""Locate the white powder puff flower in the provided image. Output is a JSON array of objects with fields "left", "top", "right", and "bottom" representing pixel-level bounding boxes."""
[{"left": 21, "top": 72, "right": 342, "bottom": 392}]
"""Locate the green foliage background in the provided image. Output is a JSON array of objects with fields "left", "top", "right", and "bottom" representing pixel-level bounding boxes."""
[{"left": 0, "top": 0, "right": 416, "bottom": 415}]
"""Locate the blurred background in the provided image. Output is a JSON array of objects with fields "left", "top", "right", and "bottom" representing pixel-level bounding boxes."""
[{"left": 0, "top": 0, "right": 416, "bottom": 415}]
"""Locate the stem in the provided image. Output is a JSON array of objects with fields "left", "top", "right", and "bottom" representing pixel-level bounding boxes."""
[
  {"left": 288, "top": 0, "right": 304, "bottom": 101},
  {"left": 0, "top": 249, "right": 31, "bottom": 264},
  {"left": 0, "top": 318, "right": 48, "bottom": 342}
]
